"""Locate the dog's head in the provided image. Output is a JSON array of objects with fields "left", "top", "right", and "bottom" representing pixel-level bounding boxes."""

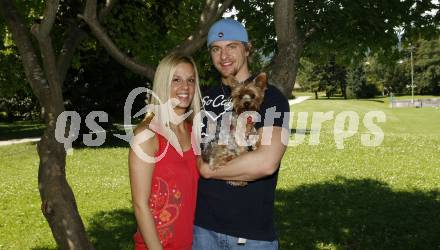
[{"left": 227, "top": 72, "right": 268, "bottom": 114}]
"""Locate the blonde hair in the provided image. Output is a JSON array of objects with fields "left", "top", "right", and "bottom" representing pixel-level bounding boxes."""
[{"left": 142, "top": 53, "right": 202, "bottom": 150}]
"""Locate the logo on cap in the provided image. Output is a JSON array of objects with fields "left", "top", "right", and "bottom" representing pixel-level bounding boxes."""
[{"left": 218, "top": 32, "right": 224, "bottom": 38}]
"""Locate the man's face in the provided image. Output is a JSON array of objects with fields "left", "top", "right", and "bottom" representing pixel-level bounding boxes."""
[{"left": 209, "top": 40, "right": 249, "bottom": 80}]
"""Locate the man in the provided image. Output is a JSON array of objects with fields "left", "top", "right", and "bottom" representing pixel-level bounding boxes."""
[{"left": 194, "top": 18, "right": 289, "bottom": 250}]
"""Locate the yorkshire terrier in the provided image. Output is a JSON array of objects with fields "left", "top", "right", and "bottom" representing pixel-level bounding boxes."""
[{"left": 202, "top": 72, "right": 268, "bottom": 186}]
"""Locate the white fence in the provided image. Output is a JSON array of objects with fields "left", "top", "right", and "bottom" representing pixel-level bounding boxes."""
[{"left": 390, "top": 98, "right": 440, "bottom": 108}]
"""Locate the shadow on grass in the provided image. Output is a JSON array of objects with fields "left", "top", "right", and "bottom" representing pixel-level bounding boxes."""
[
  {"left": 70, "top": 126, "right": 131, "bottom": 149},
  {"left": 313, "top": 97, "right": 386, "bottom": 103},
  {"left": 30, "top": 177, "right": 440, "bottom": 249},
  {"left": 0, "top": 121, "right": 45, "bottom": 140},
  {"left": 87, "top": 208, "right": 137, "bottom": 250},
  {"left": 290, "top": 128, "right": 312, "bottom": 135},
  {"left": 357, "top": 99, "right": 385, "bottom": 103},
  {"left": 0, "top": 121, "right": 129, "bottom": 149},
  {"left": 275, "top": 177, "right": 440, "bottom": 249},
  {"left": 30, "top": 209, "right": 136, "bottom": 250},
  {"left": 72, "top": 131, "right": 131, "bottom": 148}
]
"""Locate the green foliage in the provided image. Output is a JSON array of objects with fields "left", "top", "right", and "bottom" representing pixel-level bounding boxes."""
[
  {"left": 298, "top": 0, "right": 439, "bottom": 63},
  {"left": 1, "top": 0, "right": 218, "bottom": 121},
  {"left": 297, "top": 58, "right": 318, "bottom": 92},
  {"left": 103, "top": 0, "right": 203, "bottom": 66},
  {"left": 63, "top": 46, "right": 146, "bottom": 122},
  {"left": 2, "top": 0, "right": 439, "bottom": 117},
  {"left": 0, "top": 33, "right": 40, "bottom": 121},
  {"left": 234, "top": 1, "right": 276, "bottom": 57},
  {"left": 365, "top": 36, "right": 440, "bottom": 96},
  {"left": 300, "top": 57, "right": 347, "bottom": 99},
  {"left": 0, "top": 48, "right": 29, "bottom": 96},
  {"left": 346, "top": 63, "right": 379, "bottom": 99},
  {"left": 234, "top": 0, "right": 439, "bottom": 66},
  {"left": 414, "top": 37, "right": 440, "bottom": 94},
  {"left": 14, "top": 0, "right": 45, "bottom": 23},
  {"left": 300, "top": 36, "right": 440, "bottom": 99}
]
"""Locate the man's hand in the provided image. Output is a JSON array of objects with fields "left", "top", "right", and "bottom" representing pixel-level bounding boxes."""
[
  {"left": 197, "top": 157, "right": 216, "bottom": 179},
  {"left": 199, "top": 126, "right": 288, "bottom": 182}
]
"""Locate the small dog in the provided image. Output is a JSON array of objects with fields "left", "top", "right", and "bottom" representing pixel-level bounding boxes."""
[{"left": 202, "top": 72, "right": 268, "bottom": 186}]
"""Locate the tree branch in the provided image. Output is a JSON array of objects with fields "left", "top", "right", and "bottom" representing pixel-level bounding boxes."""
[
  {"left": 56, "top": 25, "right": 87, "bottom": 86},
  {"left": 304, "top": 22, "right": 318, "bottom": 41},
  {"left": 57, "top": 0, "right": 117, "bottom": 85},
  {"left": 84, "top": 0, "right": 98, "bottom": 22},
  {"left": 0, "top": 0, "right": 48, "bottom": 102},
  {"left": 32, "top": 0, "right": 60, "bottom": 39},
  {"left": 27, "top": 0, "right": 64, "bottom": 110},
  {"left": 98, "top": 0, "right": 118, "bottom": 22},
  {"left": 80, "top": 0, "right": 232, "bottom": 80},
  {"left": 80, "top": 0, "right": 155, "bottom": 80},
  {"left": 172, "top": 0, "right": 234, "bottom": 55}
]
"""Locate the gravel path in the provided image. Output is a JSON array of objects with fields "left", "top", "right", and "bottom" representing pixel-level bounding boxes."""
[
  {"left": 289, "top": 96, "right": 311, "bottom": 105},
  {"left": 0, "top": 137, "right": 40, "bottom": 147}
]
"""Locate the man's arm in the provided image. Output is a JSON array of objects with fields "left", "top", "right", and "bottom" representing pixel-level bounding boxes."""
[{"left": 199, "top": 126, "right": 288, "bottom": 181}]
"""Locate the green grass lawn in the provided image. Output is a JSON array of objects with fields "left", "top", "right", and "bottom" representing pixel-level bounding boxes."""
[
  {"left": 0, "top": 143, "right": 134, "bottom": 250},
  {"left": 1, "top": 98, "right": 440, "bottom": 249},
  {"left": 278, "top": 98, "right": 440, "bottom": 249}
]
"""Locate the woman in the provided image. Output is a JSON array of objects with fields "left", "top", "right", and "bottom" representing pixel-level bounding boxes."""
[{"left": 129, "top": 53, "right": 202, "bottom": 250}]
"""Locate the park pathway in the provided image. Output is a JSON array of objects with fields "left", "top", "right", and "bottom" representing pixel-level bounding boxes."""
[
  {"left": 289, "top": 96, "right": 311, "bottom": 105},
  {"left": 0, "top": 137, "right": 40, "bottom": 147}
]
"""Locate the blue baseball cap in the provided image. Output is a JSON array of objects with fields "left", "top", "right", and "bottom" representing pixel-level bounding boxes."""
[{"left": 207, "top": 19, "right": 249, "bottom": 47}]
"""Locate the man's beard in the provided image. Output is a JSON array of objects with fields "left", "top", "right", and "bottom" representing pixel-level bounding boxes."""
[{"left": 219, "top": 68, "right": 238, "bottom": 78}]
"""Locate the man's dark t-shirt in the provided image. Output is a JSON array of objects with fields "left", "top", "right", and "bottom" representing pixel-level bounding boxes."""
[{"left": 194, "top": 75, "right": 289, "bottom": 241}]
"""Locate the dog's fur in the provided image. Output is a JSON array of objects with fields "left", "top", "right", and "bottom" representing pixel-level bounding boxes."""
[{"left": 202, "top": 72, "right": 268, "bottom": 186}]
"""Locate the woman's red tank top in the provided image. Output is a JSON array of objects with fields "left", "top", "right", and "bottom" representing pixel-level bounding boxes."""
[{"left": 133, "top": 127, "right": 199, "bottom": 250}]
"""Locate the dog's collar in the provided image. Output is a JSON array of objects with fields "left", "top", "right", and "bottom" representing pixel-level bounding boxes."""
[
  {"left": 241, "top": 73, "right": 259, "bottom": 85},
  {"left": 221, "top": 72, "right": 259, "bottom": 86}
]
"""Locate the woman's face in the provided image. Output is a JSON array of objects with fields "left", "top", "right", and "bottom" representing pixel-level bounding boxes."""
[{"left": 170, "top": 62, "right": 196, "bottom": 114}]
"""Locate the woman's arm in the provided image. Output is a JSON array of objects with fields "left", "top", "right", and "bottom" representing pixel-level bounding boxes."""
[{"left": 128, "top": 127, "right": 163, "bottom": 250}]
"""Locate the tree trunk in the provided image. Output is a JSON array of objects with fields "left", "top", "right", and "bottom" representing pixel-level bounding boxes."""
[
  {"left": 0, "top": 0, "right": 93, "bottom": 248},
  {"left": 270, "top": 53, "right": 302, "bottom": 98},
  {"left": 38, "top": 116, "right": 93, "bottom": 249},
  {"left": 341, "top": 80, "right": 347, "bottom": 99},
  {"left": 270, "top": 0, "right": 304, "bottom": 98}
]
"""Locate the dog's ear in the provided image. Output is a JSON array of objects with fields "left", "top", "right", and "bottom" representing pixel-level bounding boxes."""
[
  {"left": 254, "top": 72, "right": 268, "bottom": 90},
  {"left": 223, "top": 75, "right": 239, "bottom": 88}
]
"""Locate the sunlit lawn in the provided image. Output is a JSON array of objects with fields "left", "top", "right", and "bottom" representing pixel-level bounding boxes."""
[
  {"left": 0, "top": 143, "right": 134, "bottom": 250},
  {"left": 278, "top": 96, "right": 440, "bottom": 249},
  {"left": 1, "top": 96, "right": 440, "bottom": 249}
]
